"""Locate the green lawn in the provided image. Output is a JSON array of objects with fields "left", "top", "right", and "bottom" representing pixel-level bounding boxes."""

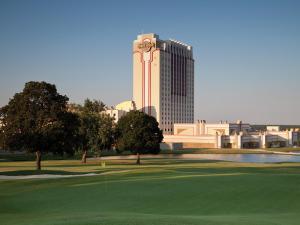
[{"left": 1, "top": 158, "right": 300, "bottom": 225}]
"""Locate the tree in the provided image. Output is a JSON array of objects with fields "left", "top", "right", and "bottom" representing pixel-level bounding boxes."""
[
  {"left": 98, "top": 114, "right": 115, "bottom": 154},
  {"left": 82, "top": 99, "right": 105, "bottom": 114},
  {"left": 77, "top": 112, "right": 115, "bottom": 163},
  {"left": 56, "top": 112, "right": 80, "bottom": 156},
  {"left": 0, "top": 126, "right": 4, "bottom": 150},
  {"left": 78, "top": 112, "right": 100, "bottom": 163},
  {"left": 0, "top": 81, "right": 79, "bottom": 170},
  {"left": 68, "top": 99, "right": 105, "bottom": 115},
  {"left": 115, "top": 110, "right": 163, "bottom": 164}
]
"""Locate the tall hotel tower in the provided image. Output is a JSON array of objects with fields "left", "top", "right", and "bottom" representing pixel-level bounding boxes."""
[{"left": 133, "top": 33, "right": 194, "bottom": 134}]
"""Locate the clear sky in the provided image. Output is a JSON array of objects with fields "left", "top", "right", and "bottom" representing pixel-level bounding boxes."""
[{"left": 0, "top": 0, "right": 299, "bottom": 124}]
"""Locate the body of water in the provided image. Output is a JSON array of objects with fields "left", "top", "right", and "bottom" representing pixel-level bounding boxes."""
[
  {"left": 187, "top": 154, "right": 300, "bottom": 163},
  {"left": 104, "top": 153, "right": 300, "bottom": 163}
]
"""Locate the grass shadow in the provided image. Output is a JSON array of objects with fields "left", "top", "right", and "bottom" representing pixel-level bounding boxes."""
[{"left": 0, "top": 170, "right": 89, "bottom": 176}]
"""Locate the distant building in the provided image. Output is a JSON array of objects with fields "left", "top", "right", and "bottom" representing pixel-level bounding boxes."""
[
  {"left": 115, "top": 101, "right": 136, "bottom": 112},
  {"left": 103, "top": 101, "right": 136, "bottom": 122},
  {"left": 133, "top": 33, "right": 194, "bottom": 134},
  {"left": 162, "top": 120, "right": 300, "bottom": 150},
  {"left": 174, "top": 120, "right": 251, "bottom": 136},
  {"left": 266, "top": 126, "right": 280, "bottom": 132}
]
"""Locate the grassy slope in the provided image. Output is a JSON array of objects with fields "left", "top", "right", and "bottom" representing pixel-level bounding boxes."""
[{"left": 1, "top": 159, "right": 300, "bottom": 225}]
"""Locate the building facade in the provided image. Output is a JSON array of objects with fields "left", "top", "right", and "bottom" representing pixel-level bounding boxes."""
[
  {"left": 103, "top": 101, "right": 136, "bottom": 123},
  {"left": 162, "top": 120, "right": 300, "bottom": 149},
  {"left": 133, "top": 33, "right": 194, "bottom": 134}
]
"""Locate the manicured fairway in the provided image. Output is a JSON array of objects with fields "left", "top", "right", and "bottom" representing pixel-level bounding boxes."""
[{"left": 1, "top": 159, "right": 300, "bottom": 225}]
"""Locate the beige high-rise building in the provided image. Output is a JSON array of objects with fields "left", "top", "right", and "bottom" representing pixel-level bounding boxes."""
[{"left": 133, "top": 33, "right": 194, "bottom": 134}]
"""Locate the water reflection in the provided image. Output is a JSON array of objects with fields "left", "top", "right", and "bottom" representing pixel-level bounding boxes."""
[
  {"left": 104, "top": 153, "right": 300, "bottom": 163},
  {"left": 188, "top": 154, "right": 300, "bottom": 163}
]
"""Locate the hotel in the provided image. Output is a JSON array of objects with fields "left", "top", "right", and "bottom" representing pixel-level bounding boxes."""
[
  {"left": 133, "top": 33, "right": 194, "bottom": 134},
  {"left": 103, "top": 33, "right": 300, "bottom": 149}
]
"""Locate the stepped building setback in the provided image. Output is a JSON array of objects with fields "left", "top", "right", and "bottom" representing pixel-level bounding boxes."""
[{"left": 133, "top": 33, "right": 194, "bottom": 134}]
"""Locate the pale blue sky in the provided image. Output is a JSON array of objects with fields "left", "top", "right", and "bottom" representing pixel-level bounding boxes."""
[{"left": 0, "top": 0, "right": 299, "bottom": 124}]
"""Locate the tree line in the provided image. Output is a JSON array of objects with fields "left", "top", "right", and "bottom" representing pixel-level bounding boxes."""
[{"left": 0, "top": 81, "right": 163, "bottom": 169}]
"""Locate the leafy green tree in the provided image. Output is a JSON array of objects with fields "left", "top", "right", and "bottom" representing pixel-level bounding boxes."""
[
  {"left": 0, "top": 81, "right": 79, "bottom": 170},
  {"left": 70, "top": 98, "right": 108, "bottom": 163},
  {"left": 57, "top": 112, "right": 80, "bottom": 156},
  {"left": 78, "top": 112, "right": 100, "bottom": 163},
  {"left": 98, "top": 114, "right": 115, "bottom": 153},
  {"left": 68, "top": 99, "right": 105, "bottom": 115},
  {"left": 115, "top": 110, "right": 163, "bottom": 164},
  {"left": 82, "top": 99, "right": 105, "bottom": 114},
  {"left": 77, "top": 109, "right": 114, "bottom": 163},
  {"left": 0, "top": 127, "right": 4, "bottom": 150}
]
